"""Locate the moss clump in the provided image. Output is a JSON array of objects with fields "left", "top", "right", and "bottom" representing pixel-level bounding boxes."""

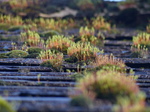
[
  {"left": 39, "top": 30, "right": 59, "bottom": 39},
  {"left": 71, "top": 70, "right": 146, "bottom": 111},
  {"left": 70, "top": 95, "right": 93, "bottom": 108},
  {"left": 38, "top": 50, "right": 63, "bottom": 71},
  {"left": 8, "top": 26, "right": 23, "bottom": 31},
  {"left": 89, "top": 55, "right": 126, "bottom": 73},
  {"left": 0, "top": 53, "right": 8, "bottom": 58},
  {"left": 65, "top": 56, "right": 78, "bottom": 63},
  {"left": 78, "top": 70, "right": 144, "bottom": 103},
  {"left": 67, "top": 42, "right": 102, "bottom": 62},
  {"left": 25, "top": 47, "right": 43, "bottom": 58},
  {"left": 25, "top": 53, "right": 39, "bottom": 58},
  {"left": 27, "top": 47, "right": 43, "bottom": 54},
  {"left": 0, "top": 97, "right": 15, "bottom": 112},
  {"left": 7, "top": 50, "right": 28, "bottom": 58},
  {"left": 40, "top": 60, "right": 61, "bottom": 72},
  {"left": 0, "top": 24, "right": 10, "bottom": 31}
]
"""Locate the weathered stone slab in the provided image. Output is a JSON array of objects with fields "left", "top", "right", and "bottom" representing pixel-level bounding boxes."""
[{"left": 0, "top": 79, "right": 76, "bottom": 87}]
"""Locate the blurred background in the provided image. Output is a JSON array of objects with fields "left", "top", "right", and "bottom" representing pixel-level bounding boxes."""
[{"left": 0, "top": 0, "right": 150, "bottom": 28}]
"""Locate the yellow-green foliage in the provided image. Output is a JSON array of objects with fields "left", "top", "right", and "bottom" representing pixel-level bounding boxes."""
[
  {"left": 7, "top": 50, "right": 28, "bottom": 58},
  {"left": 92, "top": 16, "right": 111, "bottom": 31},
  {"left": 67, "top": 42, "right": 102, "bottom": 61},
  {"left": 34, "top": 18, "right": 72, "bottom": 31},
  {"left": 46, "top": 35, "right": 74, "bottom": 53},
  {"left": 0, "top": 15, "right": 23, "bottom": 26},
  {"left": 76, "top": 70, "right": 145, "bottom": 111},
  {"left": 79, "top": 26, "right": 95, "bottom": 37},
  {"left": 38, "top": 50, "right": 63, "bottom": 69},
  {"left": 131, "top": 44, "right": 148, "bottom": 58},
  {"left": 90, "top": 55, "right": 126, "bottom": 73},
  {"left": 22, "top": 23, "right": 37, "bottom": 32},
  {"left": 79, "top": 26, "right": 104, "bottom": 46},
  {"left": 133, "top": 32, "right": 150, "bottom": 48},
  {"left": 20, "top": 30, "right": 44, "bottom": 47},
  {"left": 0, "top": 97, "right": 16, "bottom": 112}
]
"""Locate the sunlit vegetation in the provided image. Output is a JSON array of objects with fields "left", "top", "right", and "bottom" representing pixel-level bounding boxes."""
[
  {"left": 38, "top": 50, "right": 63, "bottom": 71},
  {"left": 133, "top": 32, "right": 150, "bottom": 48},
  {"left": 79, "top": 26, "right": 105, "bottom": 46},
  {"left": 90, "top": 55, "right": 126, "bottom": 73},
  {"left": 70, "top": 70, "right": 145, "bottom": 112},
  {"left": 46, "top": 35, "right": 74, "bottom": 54},
  {"left": 67, "top": 42, "right": 102, "bottom": 62},
  {"left": 92, "top": 16, "right": 111, "bottom": 31},
  {"left": 34, "top": 18, "right": 76, "bottom": 32},
  {"left": 0, "top": 1, "right": 149, "bottom": 111},
  {"left": 0, "top": 15, "right": 23, "bottom": 26},
  {"left": 0, "top": 15, "right": 76, "bottom": 32},
  {"left": 20, "top": 30, "right": 44, "bottom": 47},
  {"left": 131, "top": 44, "right": 148, "bottom": 58}
]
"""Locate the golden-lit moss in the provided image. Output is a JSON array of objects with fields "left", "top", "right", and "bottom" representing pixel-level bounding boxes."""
[
  {"left": 67, "top": 42, "right": 102, "bottom": 62},
  {"left": 73, "top": 70, "right": 145, "bottom": 111}
]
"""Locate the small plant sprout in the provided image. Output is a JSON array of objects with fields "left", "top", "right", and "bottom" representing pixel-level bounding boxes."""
[
  {"left": 11, "top": 42, "right": 17, "bottom": 50},
  {"left": 20, "top": 30, "right": 44, "bottom": 47},
  {"left": 133, "top": 32, "right": 150, "bottom": 49},
  {"left": 92, "top": 16, "right": 111, "bottom": 31},
  {"left": 37, "top": 74, "right": 41, "bottom": 83},
  {"left": 38, "top": 50, "right": 63, "bottom": 71},
  {"left": 67, "top": 42, "right": 103, "bottom": 62},
  {"left": 46, "top": 35, "right": 74, "bottom": 54}
]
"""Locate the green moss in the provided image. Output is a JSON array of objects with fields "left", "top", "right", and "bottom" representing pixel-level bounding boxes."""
[
  {"left": 78, "top": 70, "right": 144, "bottom": 104},
  {"left": 70, "top": 95, "right": 93, "bottom": 108},
  {"left": 39, "top": 30, "right": 59, "bottom": 40},
  {"left": 0, "top": 53, "right": 8, "bottom": 58},
  {"left": 0, "top": 35, "right": 20, "bottom": 41},
  {"left": 25, "top": 53, "right": 39, "bottom": 58},
  {"left": 0, "top": 97, "right": 15, "bottom": 112},
  {"left": 0, "top": 24, "right": 10, "bottom": 31},
  {"left": 69, "top": 72, "right": 84, "bottom": 80},
  {"left": 65, "top": 57, "right": 78, "bottom": 63},
  {"left": 40, "top": 60, "right": 61, "bottom": 72},
  {"left": 8, "top": 26, "right": 23, "bottom": 31},
  {"left": 90, "top": 64, "right": 126, "bottom": 73},
  {"left": 40, "top": 60, "right": 53, "bottom": 68},
  {"left": 27, "top": 47, "right": 43, "bottom": 54},
  {"left": 7, "top": 50, "right": 28, "bottom": 58}
]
